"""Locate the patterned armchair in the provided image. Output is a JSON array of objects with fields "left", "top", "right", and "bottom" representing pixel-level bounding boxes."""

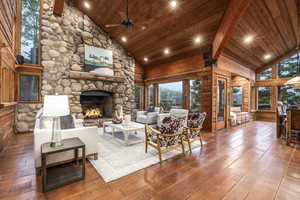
[
  {"left": 145, "top": 116, "right": 186, "bottom": 163},
  {"left": 183, "top": 112, "right": 206, "bottom": 153}
]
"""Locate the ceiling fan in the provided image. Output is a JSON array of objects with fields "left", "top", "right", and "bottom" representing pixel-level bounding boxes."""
[{"left": 105, "top": 0, "right": 134, "bottom": 29}]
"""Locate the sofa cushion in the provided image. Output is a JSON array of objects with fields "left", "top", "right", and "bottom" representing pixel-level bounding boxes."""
[
  {"left": 39, "top": 117, "right": 53, "bottom": 129},
  {"left": 60, "top": 115, "right": 75, "bottom": 130}
]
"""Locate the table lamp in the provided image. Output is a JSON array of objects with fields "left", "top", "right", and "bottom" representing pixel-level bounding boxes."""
[{"left": 43, "top": 95, "right": 70, "bottom": 147}]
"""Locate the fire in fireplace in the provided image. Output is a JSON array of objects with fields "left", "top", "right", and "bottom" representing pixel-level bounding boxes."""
[
  {"left": 80, "top": 90, "right": 113, "bottom": 119},
  {"left": 84, "top": 107, "right": 102, "bottom": 119}
]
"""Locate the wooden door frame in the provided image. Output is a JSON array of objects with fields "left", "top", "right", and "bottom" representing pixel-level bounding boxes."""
[{"left": 216, "top": 76, "right": 228, "bottom": 130}]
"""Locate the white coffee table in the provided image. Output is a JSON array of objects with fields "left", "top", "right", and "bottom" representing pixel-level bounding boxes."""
[{"left": 103, "top": 121, "right": 145, "bottom": 145}]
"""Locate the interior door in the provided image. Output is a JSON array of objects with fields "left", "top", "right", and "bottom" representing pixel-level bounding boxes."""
[{"left": 216, "top": 78, "right": 227, "bottom": 130}]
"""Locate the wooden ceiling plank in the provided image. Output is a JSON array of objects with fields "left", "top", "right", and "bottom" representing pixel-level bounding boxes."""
[
  {"left": 53, "top": 0, "right": 64, "bottom": 16},
  {"left": 212, "top": 0, "right": 250, "bottom": 60},
  {"left": 284, "top": 0, "right": 299, "bottom": 46},
  {"left": 262, "top": 0, "right": 291, "bottom": 51}
]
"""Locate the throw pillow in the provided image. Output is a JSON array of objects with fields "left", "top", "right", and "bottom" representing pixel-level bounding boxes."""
[
  {"left": 60, "top": 115, "right": 75, "bottom": 130},
  {"left": 147, "top": 107, "right": 155, "bottom": 112}
]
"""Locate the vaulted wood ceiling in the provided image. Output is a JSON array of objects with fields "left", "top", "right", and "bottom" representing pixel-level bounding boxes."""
[
  {"left": 223, "top": 0, "right": 299, "bottom": 70},
  {"left": 76, "top": 0, "right": 230, "bottom": 65},
  {"left": 75, "top": 0, "right": 298, "bottom": 70}
]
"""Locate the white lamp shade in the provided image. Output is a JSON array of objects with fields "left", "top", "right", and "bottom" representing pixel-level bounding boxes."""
[{"left": 43, "top": 95, "right": 70, "bottom": 117}]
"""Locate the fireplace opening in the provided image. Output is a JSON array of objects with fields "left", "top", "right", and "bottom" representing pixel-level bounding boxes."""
[{"left": 80, "top": 90, "right": 113, "bottom": 120}]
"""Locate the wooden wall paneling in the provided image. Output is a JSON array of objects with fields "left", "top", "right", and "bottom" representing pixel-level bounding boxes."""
[
  {"left": 53, "top": 0, "right": 64, "bottom": 16},
  {"left": 0, "top": 0, "right": 17, "bottom": 154},
  {"left": 0, "top": 105, "right": 15, "bottom": 153}
]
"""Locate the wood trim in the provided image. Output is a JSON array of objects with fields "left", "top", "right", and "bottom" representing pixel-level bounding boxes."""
[
  {"left": 212, "top": 0, "right": 250, "bottom": 59},
  {"left": 53, "top": 0, "right": 64, "bottom": 16}
]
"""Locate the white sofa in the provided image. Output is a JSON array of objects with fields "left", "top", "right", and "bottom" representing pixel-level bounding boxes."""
[
  {"left": 230, "top": 107, "right": 250, "bottom": 126},
  {"left": 157, "top": 109, "right": 189, "bottom": 128},
  {"left": 34, "top": 118, "right": 99, "bottom": 168},
  {"left": 136, "top": 107, "right": 160, "bottom": 124}
]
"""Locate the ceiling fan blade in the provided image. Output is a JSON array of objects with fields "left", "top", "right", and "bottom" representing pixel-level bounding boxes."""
[
  {"left": 105, "top": 24, "right": 121, "bottom": 28},
  {"left": 119, "top": 11, "right": 127, "bottom": 21}
]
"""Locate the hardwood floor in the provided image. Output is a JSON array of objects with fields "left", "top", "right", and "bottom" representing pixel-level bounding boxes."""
[{"left": 0, "top": 121, "right": 299, "bottom": 200}]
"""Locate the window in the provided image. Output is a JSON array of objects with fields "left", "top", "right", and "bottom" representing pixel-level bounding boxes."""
[
  {"left": 21, "top": 0, "right": 40, "bottom": 64},
  {"left": 159, "top": 81, "right": 183, "bottom": 111},
  {"left": 134, "top": 86, "right": 143, "bottom": 109},
  {"left": 278, "top": 85, "right": 300, "bottom": 106},
  {"left": 232, "top": 86, "right": 243, "bottom": 107},
  {"left": 217, "top": 80, "right": 226, "bottom": 121},
  {"left": 190, "top": 80, "right": 202, "bottom": 112},
  {"left": 278, "top": 53, "right": 300, "bottom": 78},
  {"left": 19, "top": 74, "right": 40, "bottom": 102},
  {"left": 257, "top": 87, "right": 272, "bottom": 110},
  {"left": 147, "top": 85, "right": 154, "bottom": 108},
  {"left": 258, "top": 68, "right": 272, "bottom": 80}
]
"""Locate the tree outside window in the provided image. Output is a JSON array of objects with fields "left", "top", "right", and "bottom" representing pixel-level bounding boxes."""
[
  {"left": 147, "top": 85, "right": 154, "bottom": 108},
  {"left": 134, "top": 86, "right": 143, "bottom": 109},
  {"left": 278, "top": 85, "right": 300, "bottom": 106},
  {"left": 259, "top": 68, "right": 272, "bottom": 80},
  {"left": 278, "top": 53, "right": 300, "bottom": 78},
  {"left": 190, "top": 80, "right": 201, "bottom": 112},
  {"left": 257, "top": 87, "right": 272, "bottom": 110},
  {"left": 232, "top": 86, "right": 243, "bottom": 107},
  {"left": 21, "top": 0, "right": 40, "bottom": 64},
  {"left": 20, "top": 74, "right": 39, "bottom": 102}
]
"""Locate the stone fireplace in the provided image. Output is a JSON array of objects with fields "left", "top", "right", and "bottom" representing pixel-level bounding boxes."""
[
  {"left": 80, "top": 90, "right": 113, "bottom": 119},
  {"left": 15, "top": 0, "right": 136, "bottom": 132}
]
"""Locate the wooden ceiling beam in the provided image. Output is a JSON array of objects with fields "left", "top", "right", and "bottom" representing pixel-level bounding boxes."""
[
  {"left": 53, "top": 0, "right": 64, "bottom": 16},
  {"left": 212, "top": 0, "right": 250, "bottom": 60}
]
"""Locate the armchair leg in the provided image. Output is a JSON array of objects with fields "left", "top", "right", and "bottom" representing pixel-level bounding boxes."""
[
  {"left": 187, "top": 140, "right": 192, "bottom": 154},
  {"left": 199, "top": 134, "right": 203, "bottom": 147},
  {"left": 181, "top": 139, "right": 186, "bottom": 155},
  {"left": 158, "top": 146, "right": 162, "bottom": 164},
  {"left": 145, "top": 140, "right": 148, "bottom": 153}
]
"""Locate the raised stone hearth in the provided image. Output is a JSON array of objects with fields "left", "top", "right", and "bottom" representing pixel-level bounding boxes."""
[{"left": 16, "top": 0, "right": 135, "bottom": 133}]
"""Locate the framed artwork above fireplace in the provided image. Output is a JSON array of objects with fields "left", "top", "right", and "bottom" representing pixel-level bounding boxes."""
[{"left": 84, "top": 45, "right": 114, "bottom": 76}]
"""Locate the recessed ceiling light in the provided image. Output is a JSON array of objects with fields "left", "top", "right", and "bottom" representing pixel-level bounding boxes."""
[
  {"left": 264, "top": 54, "right": 271, "bottom": 60},
  {"left": 244, "top": 35, "right": 254, "bottom": 44},
  {"left": 170, "top": 1, "right": 177, "bottom": 8},
  {"left": 144, "top": 57, "right": 148, "bottom": 62},
  {"left": 84, "top": 1, "right": 90, "bottom": 9},
  {"left": 164, "top": 48, "right": 170, "bottom": 54},
  {"left": 121, "top": 36, "right": 127, "bottom": 42},
  {"left": 194, "top": 36, "right": 201, "bottom": 44}
]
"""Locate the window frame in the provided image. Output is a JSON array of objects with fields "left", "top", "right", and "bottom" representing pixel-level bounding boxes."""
[
  {"left": 231, "top": 86, "right": 243, "bottom": 108},
  {"left": 17, "top": 71, "right": 42, "bottom": 104},
  {"left": 277, "top": 53, "right": 300, "bottom": 79},
  {"left": 256, "top": 86, "right": 272, "bottom": 111},
  {"left": 158, "top": 81, "right": 184, "bottom": 111}
]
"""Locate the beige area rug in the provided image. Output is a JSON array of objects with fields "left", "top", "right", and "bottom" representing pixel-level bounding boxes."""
[{"left": 90, "top": 128, "right": 205, "bottom": 182}]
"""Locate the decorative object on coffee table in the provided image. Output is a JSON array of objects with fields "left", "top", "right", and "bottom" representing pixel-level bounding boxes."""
[
  {"left": 113, "top": 105, "right": 124, "bottom": 124},
  {"left": 41, "top": 137, "right": 85, "bottom": 192},
  {"left": 43, "top": 95, "right": 70, "bottom": 147}
]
